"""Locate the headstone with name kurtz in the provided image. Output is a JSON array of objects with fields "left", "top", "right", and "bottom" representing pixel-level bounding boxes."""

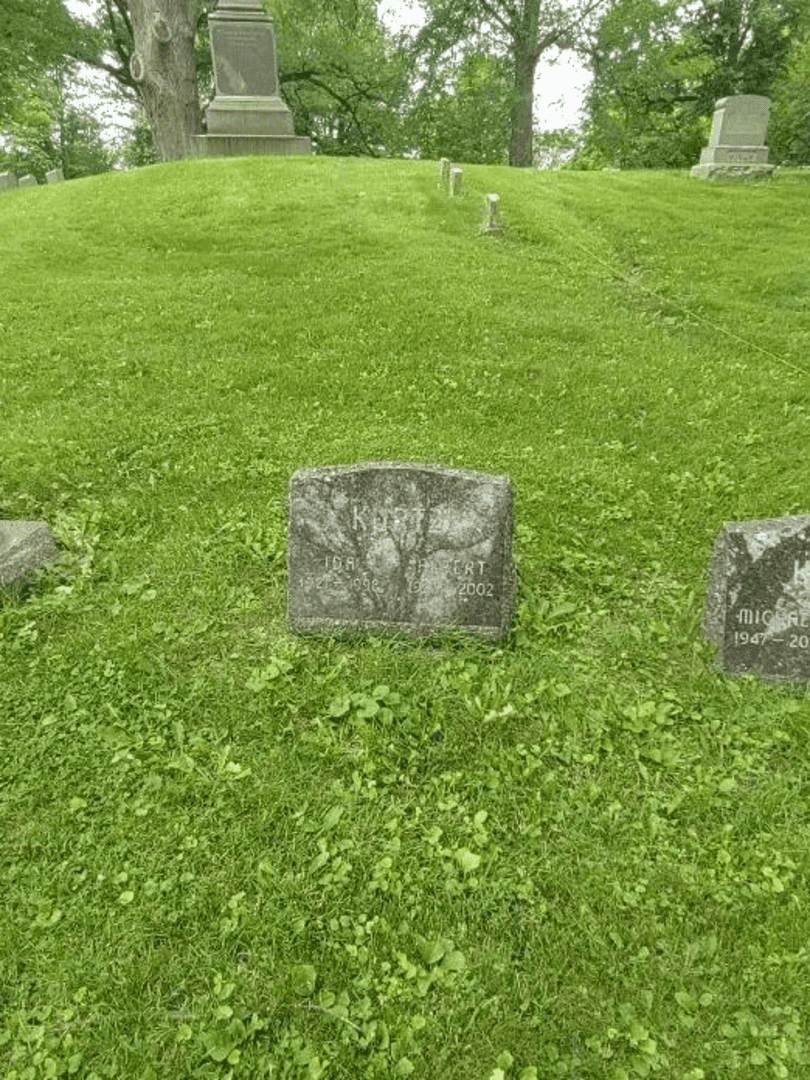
[
  {"left": 0, "top": 521, "right": 60, "bottom": 590},
  {"left": 691, "top": 95, "right": 775, "bottom": 180},
  {"left": 704, "top": 515, "right": 810, "bottom": 681},
  {"left": 194, "top": 0, "right": 310, "bottom": 157},
  {"left": 288, "top": 463, "right": 516, "bottom": 640}
]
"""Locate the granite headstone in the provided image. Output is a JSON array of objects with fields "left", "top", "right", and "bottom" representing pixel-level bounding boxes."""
[
  {"left": 0, "top": 172, "right": 17, "bottom": 191},
  {"left": 704, "top": 515, "right": 810, "bottom": 681},
  {"left": 692, "top": 95, "right": 775, "bottom": 180},
  {"left": 18, "top": 175, "right": 37, "bottom": 188},
  {"left": 288, "top": 462, "right": 516, "bottom": 640},
  {"left": 194, "top": 0, "right": 310, "bottom": 157},
  {"left": 0, "top": 521, "right": 60, "bottom": 590}
]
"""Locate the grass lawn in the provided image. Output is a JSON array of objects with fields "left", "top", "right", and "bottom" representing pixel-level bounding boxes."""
[{"left": 1, "top": 156, "right": 810, "bottom": 1080}]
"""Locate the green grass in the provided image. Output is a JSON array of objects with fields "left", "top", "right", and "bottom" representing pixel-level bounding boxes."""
[{"left": 2, "top": 156, "right": 810, "bottom": 1080}]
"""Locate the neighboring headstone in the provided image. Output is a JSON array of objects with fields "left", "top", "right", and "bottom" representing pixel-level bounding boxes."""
[
  {"left": 46, "top": 167, "right": 64, "bottom": 183},
  {"left": 18, "top": 175, "right": 37, "bottom": 188},
  {"left": 194, "top": 0, "right": 310, "bottom": 157},
  {"left": 0, "top": 521, "right": 60, "bottom": 590},
  {"left": 288, "top": 462, "right": 516, "bottom": 640},
  {"left": 483, "top": 192, "right": 502, "bottom": 233},
  {"left": 0, "top": 172, "right": 17, "bottom": 191},
  {"left": 704, "top": 515, "right": 810, "bottom": 681},
  {"left": 450, "top": 167, "right": 463, "bottom": 197},
  {"left": 440, "top": 158, "right": 451, "bottom": 192},
  {"left": 692, "top": 95, "right": 775, "bottom": 180}
]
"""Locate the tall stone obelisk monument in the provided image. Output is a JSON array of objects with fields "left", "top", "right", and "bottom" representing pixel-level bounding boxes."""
[{"left": 195, "top": 0, "right": 311, "bottom": 156}]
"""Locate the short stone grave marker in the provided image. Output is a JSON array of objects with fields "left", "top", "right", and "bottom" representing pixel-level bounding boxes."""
[
  {"left": 484, "top": 193, "right": 502, "bottom": 233},
  {"left": 0, "top": 172, "right": 17, "bottom": 191},
  {"left": 288, "top": 462, "right": 516, "bottom": 640},
  {"left": 46, "top": 168, "right": 64, "bottom": 183},
  {"left": 450, "top": 167, "right": 463, "bottom": 196},
  {"left": 0, "top": 521, "right": 60, "bottom": 590},
  {"left": 704, "top": 515, "right": 810, "bottom": 681},
  {"left": 440, "top": 157, "right": 451, "bottom": 192},
  {"left": 692, "top": 95, "right": 774, "bottom": 180},
  {"left": 18, "top": 175, "right": 37, "bottom": 188}
]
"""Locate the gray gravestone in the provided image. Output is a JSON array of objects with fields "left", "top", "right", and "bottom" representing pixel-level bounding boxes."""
[
  {"left": 288, "top": 462, "right": 516, "bottom": 640},
  {"left": 18, "top": 175, "right": 37, "bottom": 188},
  {"left": 704, "top": 515, "right": 810, "bottom": 681},
  {"left": 692, "top": 95, "right": 775, "bottom": 180},
  {"left": 450, "top": 167, "right": 463, "bottom": 196},
  {"left": 484, "top": 192, "right": 502, "bottom": 233},
  {"left": 0, "top": 172, "right": 17, "bottom": 191},
  {"left": 46, "top": 167, "right": 64, "bottom": 183},
  {"left": 440, "top": 158, "right": 451, "bottom": 191},
  {"left": 0, "top": 521, "right": 60, "bottom": 589},
  {"left": 194, "top": 0, "right": 310, "bottom": 157}
]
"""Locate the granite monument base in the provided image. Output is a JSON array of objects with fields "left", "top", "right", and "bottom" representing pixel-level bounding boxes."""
[
  {"left": 194, "top": 134, "right": 312, "bottom": 157},
  {"left": 691, "top": 163, "right": 775, "bottom": 180}
]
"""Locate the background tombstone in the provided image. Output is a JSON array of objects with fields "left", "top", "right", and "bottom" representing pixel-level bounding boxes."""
[
  {"left": 483, "top": 192, "right": 502, "bottom": 233},
  {"left": 0, "top": 172, "right": 17, "bottom": 191},
  {"left": 0, "top": 521, "right": 60, "bottom": 591},
  {"left": 450, "top": 167, "right": 463, "bottom": 196},
  {"left": 18, "top": 175, "right": 37, "bottom": 188},
  {"left": 692, "top": 95, "right": 775, "bottom": 180},
  {"left": 46, "top": 168, "right": 64, "bottom": 183},
  {"left": 704, "top": 515, "right": 810, "bottom": 681},
  {"left": 194, "top": 0, "right": 311, "bottom": 157},
  {"left": 440, "top": 157, "right": 451, "bottom": 192},
  {"left": 288, "top": 462, "right": 516, "bottom": 640}
]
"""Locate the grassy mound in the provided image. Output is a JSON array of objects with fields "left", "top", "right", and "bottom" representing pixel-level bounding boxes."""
[{"left": 2, "top": 156, "right": 810, "bottom": 1079}]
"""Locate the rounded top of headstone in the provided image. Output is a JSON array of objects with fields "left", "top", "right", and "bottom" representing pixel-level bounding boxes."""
[
  {"left": 714, "top": 95, "right": 772, "bottom": 108},
  {"left": 216, "top": 0, "right": 266, "bottom": 9}
]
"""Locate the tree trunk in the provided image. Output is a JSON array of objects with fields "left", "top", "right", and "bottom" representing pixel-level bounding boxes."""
[
  {"left": 509, "top": 44, "right": 537, "bottom": 167},
  {"left": 128, "top": 0, "right": 201, "bottom": 160}
]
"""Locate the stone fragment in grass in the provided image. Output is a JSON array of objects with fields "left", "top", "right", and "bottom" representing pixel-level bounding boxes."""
[
  {"left": 704, "top": 515, "right": 810, "bottom": 681},
  {"left": 288, "top": 462, "right": 516, "bottom": 641},
  {"left": 0, "top": 521, "right": 60, "bottom": 589}
]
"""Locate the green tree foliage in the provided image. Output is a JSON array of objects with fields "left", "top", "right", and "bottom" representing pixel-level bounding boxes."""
[
  {"left": 0, "top": 0, "right": 97, "bottom": 121},
  {"left": 0, "top": 67, "right": 114, "bottom": 180},
  {"left": 410, "top": 0, "right": 609, "bottom": 167},
  {"left": 403, "top": 51, "right": 513, "bottom": 163},
  {"left": 578, "top": 0, "right": 808, "bottom": 168},
  {"left": 269, "top": 0, "right": 411, "bottom": 156},
  {"left": 769, "top": 33, "right": 810, "bottom": 164}
]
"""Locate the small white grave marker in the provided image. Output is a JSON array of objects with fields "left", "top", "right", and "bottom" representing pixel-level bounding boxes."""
[
  {"left": 450, "top": 167, "right": 463, "bottom": 197},
  {"left": 440, "top": 158, "right": 451, "bottom": 191},
  {"left": 483, "top": 192, "right": 502, "bottom": 232}
]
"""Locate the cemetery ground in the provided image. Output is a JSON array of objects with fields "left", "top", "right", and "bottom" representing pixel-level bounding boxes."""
[{"left": 2, "top": 157, "right": 810, "bottom": 1080}]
